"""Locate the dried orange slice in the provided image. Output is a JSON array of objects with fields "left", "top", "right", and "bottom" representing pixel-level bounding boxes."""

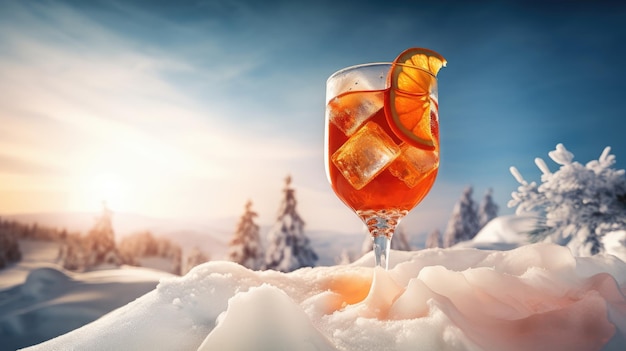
[{"left": 385, "top": 48, "right": 446, "bottom": 150}]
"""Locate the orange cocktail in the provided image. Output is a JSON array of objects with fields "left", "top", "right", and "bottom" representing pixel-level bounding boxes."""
[
  {"left": 324, "top": 48, "right": 445, "bottom": 269},
  {"left": 326, "top": 89, "right": 439, "bottom": 212}
]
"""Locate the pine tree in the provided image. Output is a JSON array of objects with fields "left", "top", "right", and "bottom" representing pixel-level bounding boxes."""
[
  {"left": 85, "top": 201, "right": 122, "bottom": 267},
  {"left": 478, "top": 188, "right": 499, "bottom": 229},
  {"left": 443, "top": 186, "right": 480, "bottom": 248},
  {"left": 228, "top": 200, "right": 263, "bottom": 270},
  {"left": 0, "top": 227, "right": 21, "bottom": 269},
  {"left": 425, "top": 228, "right": 442, "bottom": 248},
  {"left": 264, "top": 175, "right": 317, "bottom": 272},
  {"left": 509, "top": 143, "right": 626, "bottom": 256},
  {"left": 59, "top": 202, "right": 123, "bottom": 270},
  {"left": 117, "top": 230, "right": 183, "bottom": 274},
  {"left": 184, "top": 247, "right": 210, "bottom": 274}
]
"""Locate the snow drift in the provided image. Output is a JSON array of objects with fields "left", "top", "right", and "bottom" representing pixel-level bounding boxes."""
[
  {"left": 1, "top": 263, "right": 171, "bottom": 350},
  {"left": 22, "top": 243, "right": 626, "bottom": 351}
]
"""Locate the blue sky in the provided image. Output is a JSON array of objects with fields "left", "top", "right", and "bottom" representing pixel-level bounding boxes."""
[{"left": 0, "top": 0, "right": 625, "bottom": 236}]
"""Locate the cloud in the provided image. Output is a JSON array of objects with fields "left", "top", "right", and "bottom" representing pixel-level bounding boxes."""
[{"left": 0, "top": 0, "right": 323, "bottom": 218}]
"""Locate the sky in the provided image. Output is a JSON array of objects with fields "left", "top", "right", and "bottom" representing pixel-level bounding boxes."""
[{"left": 0, "top": 0, "right": 625, "bottom": 236}]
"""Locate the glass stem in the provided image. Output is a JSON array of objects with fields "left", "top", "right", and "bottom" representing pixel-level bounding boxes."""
[
  {"left": 357, "top": 209, "right": 407, "bottom": 270},
  {"left": 372, "top": 235, "right": 391, "bottom": 270}
]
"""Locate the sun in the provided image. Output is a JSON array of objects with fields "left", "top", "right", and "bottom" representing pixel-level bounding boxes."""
[
  {"left": 91, "top": 173, "right": 127, "bottom": 211},
  {"left": 70, "top": 172, "right": 128, "bottom": 213}
]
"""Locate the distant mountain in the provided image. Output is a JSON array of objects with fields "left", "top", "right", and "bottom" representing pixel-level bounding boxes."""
[
  {"left": 2, "top": 211, "right": 235, "bottom": 236},
  {"left": 1, "top": 212, "right": 235, "bottom": 259},
  {"left": 3, "top": 212, "right": 101, "bottom": 234}
]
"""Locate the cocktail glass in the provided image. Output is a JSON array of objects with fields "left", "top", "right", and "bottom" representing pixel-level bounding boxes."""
[{"left": 324, "top": 51, "right": 443, "bottom": 270}]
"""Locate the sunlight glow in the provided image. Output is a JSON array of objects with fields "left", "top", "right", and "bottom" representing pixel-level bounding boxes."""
[{"left": 72, "top": 172, "right": 128, "bottom": 213}]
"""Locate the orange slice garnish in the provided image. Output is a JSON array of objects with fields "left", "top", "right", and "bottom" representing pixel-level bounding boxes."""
[{"left": 385, "top": 48, "right": 446, "bottom": 150}]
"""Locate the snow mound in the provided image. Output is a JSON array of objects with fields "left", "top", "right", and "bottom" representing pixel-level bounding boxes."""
[
  {"left": 23, "top": 243, "right": 626, "bottom": 351},
  {"left": 452, "top": 215, "right": 535, "bottom": 251},
  {"left": 21, "top": 267, "right": 72, "bottom": 300},
  {"left": 472, "top": 215, "right": 535, "bottom": 244},
  {"left": 603, "top": 230, "right": 626, "bottom": 262},
  {"left": 198, "top": 284, "right": 337, "bottom": 350},
  {"left": 1, "top": 265, "right": 171, "bottom": 351}
]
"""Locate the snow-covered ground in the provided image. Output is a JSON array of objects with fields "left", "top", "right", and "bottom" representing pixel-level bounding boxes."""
[
  {"left": 0, "top": 240, "right": 174, "bottom": 350},
  {"left": 2, "top": 215, "right": 626, "bottom": 351}
]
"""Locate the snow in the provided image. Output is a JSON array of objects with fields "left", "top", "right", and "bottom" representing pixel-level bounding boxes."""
[
  {"left": 603, "top": 231, "right": 626, "bottom": 262},
  {"left": 0, "top": 240, "right": 61, "bottom": 290},
  {"left": 0, "top": 240, "right": 173, "bottom": 350},
  {"left": 509, "top": 144, "right": 626, "bottom": 256},
  {"left": 454, "top": 215, "right": 536, "bottom": 250},
  {"left": 443, "top": 186, "right": 480, "bottom": 247},
  {"left": 3, "top": 216, "right": 626, "bottom": 351}
]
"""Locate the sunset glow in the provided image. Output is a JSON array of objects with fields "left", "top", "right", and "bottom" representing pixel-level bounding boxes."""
[
  {"left": 75, "top": 173, "right": 128, "bottom": 213},
  {"left": 0, "top": 1, "right": 624, "bottom": 234}
]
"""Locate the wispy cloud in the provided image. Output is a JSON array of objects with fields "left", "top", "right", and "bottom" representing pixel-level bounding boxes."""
[{"left": 0, "top": 0, "right": 322, "bottom": 218}]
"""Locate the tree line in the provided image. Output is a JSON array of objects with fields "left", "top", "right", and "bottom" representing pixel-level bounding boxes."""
[
  {"left": 3, "top": 143, "right": 625, "bottom": 273},
  {"left": 0, "top": 175, "right": 319, "bottom": 274},
  {"left": 227, "top": 175, "right": 318, "bottom": 272},
  {"left": 0, "top": 176, "right": 500, "bottom": 274},
  {"left": 0, "top": 205, "right": 189, "bottom": 274},
  {"left": 425, "top": 187, "right": 499, "bottom": 249}
]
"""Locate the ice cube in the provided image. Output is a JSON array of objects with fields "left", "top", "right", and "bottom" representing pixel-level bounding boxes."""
[
  {"left": 389, "top": 143, "right": 439, "bottom": 188},
  {"left": 331, "top": 121, "right": 400, "bottom": 190},
  {"left": 327, "top": 91, "right": 384, "bottom": 136}
]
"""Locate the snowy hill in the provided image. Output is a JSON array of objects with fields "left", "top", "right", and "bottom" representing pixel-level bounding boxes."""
[
  {"left": 1, "top": 214, "right": 626, "bottom": 350},
  {"left": 18, "top": 243, "right": 626, "bottom": 351},
  {"left": 0, "top": 240, "right": 173, "bottom": 350},
  {"left": 454, "top": 215, "right": 535, "bottom": 250}
]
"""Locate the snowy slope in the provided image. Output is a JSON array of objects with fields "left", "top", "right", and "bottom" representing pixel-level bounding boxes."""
[
  {"left": 19, "top": 243, "right": 626, "bottom": 351},
  {"left": 0, "top": 240, "right": 173, "bottom": 351},
  {"left": 5, "top": 215, "right": 625, "bottom": 351},
  {"left": 454, "top": 215, "right": 535, "bottom": 250}
]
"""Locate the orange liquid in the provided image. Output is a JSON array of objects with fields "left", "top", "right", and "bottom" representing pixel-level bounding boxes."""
[{"left": 326, "top": 89, "right": 439, "bottom": 213}]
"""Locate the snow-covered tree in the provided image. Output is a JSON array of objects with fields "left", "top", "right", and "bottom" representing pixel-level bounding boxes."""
[
  {"left": 264, "top": 175, "right": 317, "bottom": 272},
  {"left": 509, "top": 143, "right": 626, "bottom": 256},
  {"left": 478, "top": 188, "right": 499, "bottom": 228},
  {"left": 58, "top": 202, "right": 123, "bottom": 271},
  {"left": 425, "top": 228, "right": 442, "bottom": 249},
  {"left": 184, "top": 247, "right": 210, "bottom": 274},
  {"left": 228, "top": 200, "right": 263, "bottom": 270},
  {"left": 117, "top": 230, "right": 183, "bottom": 275},
  {"left": 0, "top": 227, "right": 21, "bottom": 269},
  {"left": 84, "top": 202, "right": 122, "bottom": 267},
  {"left": 443, "top": 186, "right": 480, "bottom": 248}
]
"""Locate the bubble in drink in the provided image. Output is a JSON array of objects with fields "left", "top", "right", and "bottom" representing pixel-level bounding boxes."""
[
  {"left": 389, "top": 143, "right": 439, "bottom": 188},
  {"left": 331, "top": 121, "right": 400, "bottom": 190},
  {"left": 327, "top": 91, "right": 384, "bottom": 136}
]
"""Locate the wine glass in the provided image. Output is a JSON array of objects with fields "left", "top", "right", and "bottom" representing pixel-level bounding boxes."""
[{"left": 324, "top": 51, "right": 442, "bottom": 270}]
